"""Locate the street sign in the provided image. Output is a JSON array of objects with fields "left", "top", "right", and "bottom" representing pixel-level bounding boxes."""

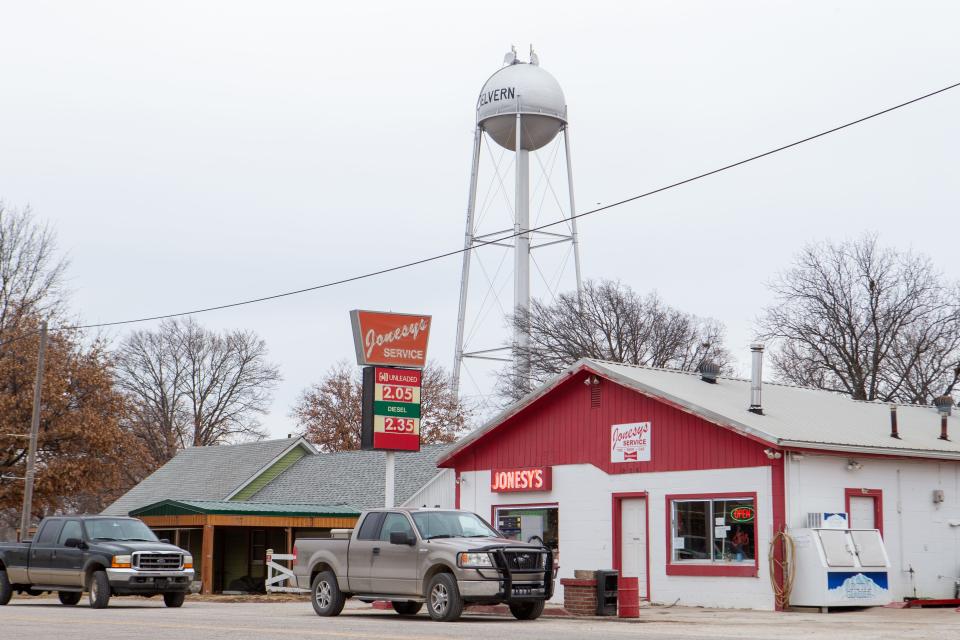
[
  {"left": 350, "top": 310, "right": 432, "bottom": 368},
  {"left": 361, "top": 366, "right": 422, "bottom": 452}
]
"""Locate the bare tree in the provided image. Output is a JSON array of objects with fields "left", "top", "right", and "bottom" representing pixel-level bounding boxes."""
[
  {"left": 0, "top": 203, "right": 68, "bottom": 333},
  {"left": 115, "top": 318, "right": 281, "bottom": 466},
  {"left": 500, "top": 279, "right": 731, "bottom": 401},
  {"left": 759, "top": 234, "right": 960, "bottom": 403},
  {"left": 293, "top": 361, "right": 471, "bottom": 452}
]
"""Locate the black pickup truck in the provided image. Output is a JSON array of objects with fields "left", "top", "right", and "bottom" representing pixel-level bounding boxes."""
[{"left": 0, "top": 515, "right": 194, "bottom": 608}]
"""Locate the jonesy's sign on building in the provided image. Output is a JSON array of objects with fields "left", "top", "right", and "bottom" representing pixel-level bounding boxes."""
[
  {"left": 350, "top": 310, "right": 431, "bottom": 368},
  {"left": 610, "top": 422, "right": 652, "bottom": 463},
  {"left": 490, "top": 467, "right": 552, "bottom": 493},
  {"left": 361, "top": 367, "right": 422, "bottom": 452}
]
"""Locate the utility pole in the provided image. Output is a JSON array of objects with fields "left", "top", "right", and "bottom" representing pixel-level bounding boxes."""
[{"left": 19, "top": 320, "right": 48, "bottom": 542}]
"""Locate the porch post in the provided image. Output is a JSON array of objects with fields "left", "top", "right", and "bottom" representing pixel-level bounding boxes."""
[
  {"left": 286, "top": 527, "right": 293, "bottom": 556},
  {"left": 201, "top": 523, "right": 214, "bottom": 595}
]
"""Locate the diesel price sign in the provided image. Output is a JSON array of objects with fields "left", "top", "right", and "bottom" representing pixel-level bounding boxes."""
[{"left": 361, "top": 367, "right": 422, "bottom": 451}]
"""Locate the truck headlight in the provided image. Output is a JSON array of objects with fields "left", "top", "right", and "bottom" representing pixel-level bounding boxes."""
[
  {"left": 458, "top": 552, "right": 494, "bottom": 568},
  {"left": 111, "top": 554, "right": 132, "bottom": 568},
  {"left": 183, "top": 555, "right": 193, "bottom": 569}
]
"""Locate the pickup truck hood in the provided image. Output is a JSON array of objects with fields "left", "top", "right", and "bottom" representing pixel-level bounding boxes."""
[
  {"left": 424, "top": 536, "right": 544, "bottom": 551},
  {"left": 93, "top": 541, "right": 186, "bottom": 555}
]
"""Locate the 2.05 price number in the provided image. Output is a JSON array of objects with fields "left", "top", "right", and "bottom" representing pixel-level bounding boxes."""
[
  {"left": 383, "top": 417, "right": 416, "bottom": 433},
  {"left": 380, "top": 384, "right": 415, "bottom": 402}
]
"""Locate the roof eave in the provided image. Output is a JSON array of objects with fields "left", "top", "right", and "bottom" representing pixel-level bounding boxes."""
[{"left": 779, "top": 440, "right": 960, "bottom": 460}]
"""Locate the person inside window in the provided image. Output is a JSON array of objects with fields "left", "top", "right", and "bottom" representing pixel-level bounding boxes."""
[{"left": 730, "top": 526, "right": 750, "bottom": 561}]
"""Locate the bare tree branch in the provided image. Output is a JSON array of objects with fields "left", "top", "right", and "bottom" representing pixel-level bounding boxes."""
[{"left": 759, "top": 234, "right": 960, "bottom": 403}]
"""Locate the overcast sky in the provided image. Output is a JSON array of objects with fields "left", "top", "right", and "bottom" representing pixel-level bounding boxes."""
[{"left": 1, "top": 1, "right": 957, "bottom": 440}]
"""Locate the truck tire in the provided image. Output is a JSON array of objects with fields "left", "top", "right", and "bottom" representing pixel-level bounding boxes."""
[
  {"left": 163, "top": 592, "right": 186, "bottom": 608},
  {"left": 58, "top": 591, "right": 82, "bottom": 606},
  {"left": 310, "top": 570, "right": 345, "bottom": 617},
  {"left": 392, "top": 600, "right": 423, "bottom": 615},
  {"left": 0, "top": 569, "right": 12, "bottom": 606},
  {"left": 87, "top": 570, "right": 111, "bottom": 609},
  {"left": 509, "top": 600, "right": 545, "bottom": 620},
  {"left": 426, "top": 573, "right": 463, "bottom": 622}
]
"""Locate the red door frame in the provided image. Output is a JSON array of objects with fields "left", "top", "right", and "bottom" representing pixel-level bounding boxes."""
[
  {"left": 612, "top": 492, "right": 651, "bottom": 601},
  {"left": 844, "top": 488, "right": 883, "bottom": 536}
]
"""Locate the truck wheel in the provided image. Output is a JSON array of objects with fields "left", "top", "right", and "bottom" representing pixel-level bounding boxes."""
[
  {"left": 163, "top": 592, "right": 186, "bottom": 607},
  {"left": 426, "top": 573, "right": 463, "bottom": 622},
  {"left": 58, "top": 591, "right": 82, "bottom": 606},
  {"left": 0, "top": 569, "right": 12, "bottom": 606},
  {"left": 509, "top": 600, "right": 545, "bottom": 620},
  {"left": 311, "top": 570, "right": 345, "bottom": 617},
  {"left": 87, "top": 570, "right": 111, "bottom": 609},
  {"left": 392, "top": 600, "right": 423, "bottom": 615}
]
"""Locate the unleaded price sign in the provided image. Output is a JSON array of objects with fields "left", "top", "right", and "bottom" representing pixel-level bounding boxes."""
[{"left": 361, "top": 366, "right": 422, "bottom": 451}]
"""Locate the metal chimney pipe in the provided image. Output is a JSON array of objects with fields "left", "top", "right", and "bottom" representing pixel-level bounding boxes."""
[
  {"left": 889, "top": 406, "right": 900, "bottom": 439},
  {"left": 940, "top": 415, "right": 949, "bottom": 441},
  {"left": 749, "top": 343, "right": 764, "bottom": 415}
]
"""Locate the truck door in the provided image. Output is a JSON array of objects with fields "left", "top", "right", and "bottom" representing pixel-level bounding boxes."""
[
  {"left": 371, "top": 513, "right": 419, "bottom": 596},
  {"left": 27, "top": 519, "right": 64, "bottom": 584},
  {"left": 347, "top": 512, "right": 385, "bottom": 593},
  {"left": 49, "top": 520, "right": 85, "bottom": 587}
]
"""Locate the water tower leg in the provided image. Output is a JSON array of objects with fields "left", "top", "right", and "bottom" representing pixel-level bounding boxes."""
[
  {"left": 514, "top": 113, "right": 531, "bottom": 387},
  {"left": 452, "top": 127, "right": 483, "bottom": 397},
  {"left": 563, "top": 126, "right": 584, "bottom": 299}
]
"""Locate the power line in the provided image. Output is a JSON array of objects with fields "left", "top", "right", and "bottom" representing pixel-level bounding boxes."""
[{"left": 18, "top": 77, "right": 960, "bottom": 336}]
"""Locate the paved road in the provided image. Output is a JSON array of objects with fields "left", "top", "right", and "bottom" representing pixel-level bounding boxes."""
[{"left": 2, "top": 598, "right": 959, "bottom": 640}]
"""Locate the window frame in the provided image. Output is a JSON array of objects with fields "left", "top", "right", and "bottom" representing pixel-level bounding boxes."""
[
  {"left": 57, "top": 520, "right": 83, "bottom": 546},
  {"left": 664, "top": 492, "right": 759, "bottom": 578},
  {"left": 491, "top": 502, "right": 559, "bottom": 549}
]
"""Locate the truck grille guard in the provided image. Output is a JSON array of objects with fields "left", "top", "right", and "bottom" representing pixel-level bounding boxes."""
[{"left": 466, "top": 544, "right": 554, "bottom": 601}]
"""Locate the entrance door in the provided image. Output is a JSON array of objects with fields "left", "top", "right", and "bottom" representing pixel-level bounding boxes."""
[
  {"left": 849, "top": 496, "right": 876, "bottom": 529},
  {"left": 620, "top": 498, "right": 648, "bottom": 598}
]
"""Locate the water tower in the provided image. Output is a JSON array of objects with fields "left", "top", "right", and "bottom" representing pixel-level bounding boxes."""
[{"left": 453, "top": 47, "right": 583, "bottom": 397}]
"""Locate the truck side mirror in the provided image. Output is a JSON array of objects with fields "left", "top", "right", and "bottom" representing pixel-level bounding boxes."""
[
  {"left": 390, "top": 531, "right": 415, "bottom": 546},
  {"left": 64, "top": 538, "right": 83, "bottom": 548}
]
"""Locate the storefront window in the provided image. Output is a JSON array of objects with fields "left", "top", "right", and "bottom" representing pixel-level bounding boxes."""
[
  {"left": 671, "top": 497, "right": 755, "bottom": 563},
  {"left": 494, "top": 506, "right": 558, "bottom": 552}
]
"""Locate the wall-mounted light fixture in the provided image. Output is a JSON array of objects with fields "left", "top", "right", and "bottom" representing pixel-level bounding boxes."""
[
  {"left": 763, "top": 448, "right": 782, "bottom": 460},
  {"left": 846, "top": 460, "right": 863, "bottom": 471},
  {"left": 583, "top": 375, "right": 600, "bottom": 386}
]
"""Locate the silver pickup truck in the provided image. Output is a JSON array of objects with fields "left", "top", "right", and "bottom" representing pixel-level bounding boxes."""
[{"left": 293, "top": 508, "right": 553, "bottom": 622}]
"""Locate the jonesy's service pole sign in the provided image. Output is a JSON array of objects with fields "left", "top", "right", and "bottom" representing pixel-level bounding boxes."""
[{"left": 352, "top": 310, "right": 431, "bottom": 452}]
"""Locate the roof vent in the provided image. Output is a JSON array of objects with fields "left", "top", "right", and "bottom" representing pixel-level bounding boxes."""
[
  {"left": 934, "top": 395, "right": 954, "bottom": 417},
  {"left": 749, "top": 343, "right": 764, "bottom": 415},
  {"left": 699, "top": 361, "right": 720, "bottom": 384},
  {"left": 889, "top": 406, "right": 900, "bottom": 439}
]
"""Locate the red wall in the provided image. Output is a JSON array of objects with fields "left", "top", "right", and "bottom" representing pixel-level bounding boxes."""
[{"left": 446, "top": 369, "right": 770, "bottom": 474}]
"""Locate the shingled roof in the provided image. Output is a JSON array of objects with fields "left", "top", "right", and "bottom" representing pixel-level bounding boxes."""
[
  {"left": 102, "top": 438, "right": 309, "bottom": 516},
  {"left": 248, "top": 444, "right": 452, "bottom": 509}
]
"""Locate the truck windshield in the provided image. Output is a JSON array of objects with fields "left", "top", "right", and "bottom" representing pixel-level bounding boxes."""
[
  {"left": 85, "top": 519, "right": 159, "bottom": 542},
  {"left": 412, "top": 511, "right": 499, "bottom": 540}
]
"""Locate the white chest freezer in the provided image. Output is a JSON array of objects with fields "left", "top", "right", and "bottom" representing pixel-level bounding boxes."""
[{"left": 788, "top": 528, "right": 892, "bottom": 608}]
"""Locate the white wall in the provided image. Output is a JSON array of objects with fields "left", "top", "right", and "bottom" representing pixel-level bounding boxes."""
[
  {"left": 785, "top": 453, "right": 960, "bottom": 600},
  {"left": 458, "top": 464, "right": 777, "bottom": 610},
  {"left": 402, "top": 468, "right": 456, "bottom": 509}
]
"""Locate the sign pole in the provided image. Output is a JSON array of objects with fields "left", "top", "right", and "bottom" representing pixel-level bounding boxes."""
[
  {"left": 19, "top": 320, "right": 48, "bottom": 542},
  {"left": 384, "top": 450, "right": 395, "bottom": 508}
]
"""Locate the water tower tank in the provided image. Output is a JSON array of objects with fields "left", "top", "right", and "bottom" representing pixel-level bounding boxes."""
[{"left": 476, "top": 61, "right": 567, "bottom": 151}]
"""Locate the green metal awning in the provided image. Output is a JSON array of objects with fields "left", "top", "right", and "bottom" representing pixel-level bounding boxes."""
[{"left": 130, "top": 499, "right": 361, "bottom": 518}]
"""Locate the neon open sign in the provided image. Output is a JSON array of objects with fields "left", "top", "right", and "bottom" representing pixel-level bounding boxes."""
[{"left": 730, "top": 506, "right": 755, "bottom": 522}]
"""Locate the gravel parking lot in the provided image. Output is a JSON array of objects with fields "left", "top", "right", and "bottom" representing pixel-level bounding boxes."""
[{"left": 2, "top": 596, "right": 959, "bottom": 640}]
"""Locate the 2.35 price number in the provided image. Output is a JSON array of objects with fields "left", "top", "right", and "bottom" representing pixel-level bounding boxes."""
[{"left": 383, "top": 417, "right": 416, "bottom": 433}]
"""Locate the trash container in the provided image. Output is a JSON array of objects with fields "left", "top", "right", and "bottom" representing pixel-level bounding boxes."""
[
  {"left": 618, "top": 576, "right": 639, "bottom": 618},
  {"left": 595, "top": 570, "right": 618, "bottom": 616}
]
